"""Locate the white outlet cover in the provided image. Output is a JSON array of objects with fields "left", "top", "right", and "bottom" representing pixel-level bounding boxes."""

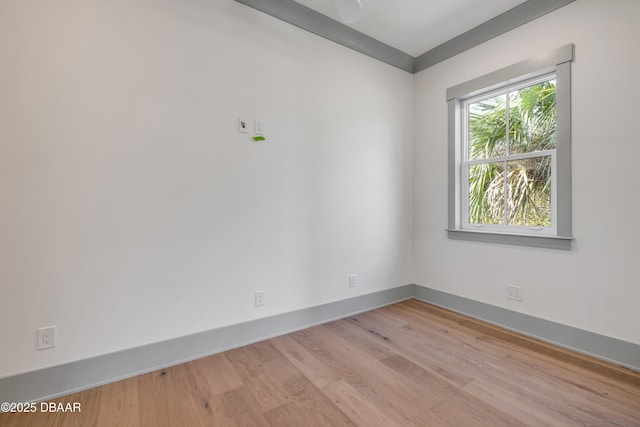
[
  {"left": 506, "top": 285, "right": 523, "bottom": 301},
  {"left": 38, "top": 326, "right": 56, "bottom": 349},
  {"left": 254, "top": 120, "right": 264, "bottom": 135},
  {"left": 255, "top": 291, "right": 265, "bottom": 307},
  {"left": 349, "top": 274, "right": 357, "bottom": 288}
]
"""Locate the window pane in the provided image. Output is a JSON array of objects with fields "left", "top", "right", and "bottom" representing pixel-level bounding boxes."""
[
  {"left": 509, "top": 80, "right": 557, "bottom": 155},
  {"left": 468, "top": 162, "right": 505, "bottom": 225},
  {"left": 507, "top": 156, "right": 552, "bottom": 227},
  {"left": 468, "top": 94, "right": 507, "bottom": 160}
]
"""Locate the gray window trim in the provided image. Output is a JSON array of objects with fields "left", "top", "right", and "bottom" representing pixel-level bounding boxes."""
[{"left": 446, "top": 44, "right": 574, "bottom": 250}]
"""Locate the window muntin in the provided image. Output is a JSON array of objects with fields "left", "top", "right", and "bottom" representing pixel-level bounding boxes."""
[{"left": 461, "top": 75, "right": 557, "bottom": 234}]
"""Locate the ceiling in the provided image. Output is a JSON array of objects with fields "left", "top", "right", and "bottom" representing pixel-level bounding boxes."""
[
  {"left": 294, "top": 0, "right": 529, "bottom": 56},
  {"left": 236, "top": 0, "right": 575, "bottom": 73}
]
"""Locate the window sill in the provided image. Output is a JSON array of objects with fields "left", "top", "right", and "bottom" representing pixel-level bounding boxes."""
[{"left": 446, "top": 229, "right": 574, "bottom": 250}]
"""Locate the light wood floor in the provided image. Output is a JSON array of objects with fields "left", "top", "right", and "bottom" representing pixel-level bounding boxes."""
[{"left": 2, "top": 299, "right": 639, "bottom": 426}]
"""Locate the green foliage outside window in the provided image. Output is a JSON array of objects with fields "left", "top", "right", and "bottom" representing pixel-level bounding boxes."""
[{"left": 467, "top": 79, "right": 556, "bottom": 227}]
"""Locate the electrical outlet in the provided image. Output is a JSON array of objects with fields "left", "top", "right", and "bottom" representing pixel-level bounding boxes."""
[
  {"left": 349, "top": 274, "right": 357, "bottom": 288},
  {"left": 38, "top": 326, "right": 56, "bottom": 349},
  {"left": 255, "top": 291, "right": 264, "bottom": 307},
  {"left": 506, "top": 285, "right": 523, "bottom": 301}
]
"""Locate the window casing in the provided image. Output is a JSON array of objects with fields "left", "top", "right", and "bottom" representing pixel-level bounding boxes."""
[{"left": 447, "top": 44, "right": 574, "bottom": 249}]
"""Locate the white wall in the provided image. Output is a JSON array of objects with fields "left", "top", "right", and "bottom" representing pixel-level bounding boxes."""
[
  {"left": 4, "top": 0, "right": 637, "bottom": 381},
  {"left": 0, "top": 0, "right": 414, "bottom": 377},
  {"left": 414, "top": 0, "right": 640, "bottom": 345}
]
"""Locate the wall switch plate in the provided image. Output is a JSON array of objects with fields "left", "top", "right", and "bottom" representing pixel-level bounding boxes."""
[
  {"left": 349, "top": 274, "right": 357, "bottom": 288},
  {"left": 38, "top": 326, "right": 56, "bottom": 349},
  {"left": 254, "top": 120, "right": 264, "bottom": 135},
  {"left": 238, "top": 118, "right": 249, "bottom": 133},
  {"left": 255, "top": 291, "right": 265, "bottom": 307},
  {"left": 506, "top": 285, "right": 523, "bottom": 301}
]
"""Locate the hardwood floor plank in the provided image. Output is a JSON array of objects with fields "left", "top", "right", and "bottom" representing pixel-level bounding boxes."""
[
  {"left": 204, "top": 386, "right": 271, "bottom": 426},
  {"left": 429, "top": 390, "right": 528, "bottom": 427},
  {"left": 345, "top": 311, "right": 477, "bottom": 387},
  {"left": 0, "top": 409, "right": 40, "bottom": 427},
  {"left": 147, "top": 363, "right": 208, "bottom": 426},
  {"left": 464, "top": 379, "right": 587, "bottom": 427},
  {"left": 187, "top": 353, "right": 244, "bottom": 397},
  {"left": 0, "top": 388, "right": 100, "bottom": 427},
  {"left": 225, "top": 346, "right": 292, "bottom": 413},
  {"left": 54, "top": 387, "right": 102, "bottom": 427},
  {"left": 379, "top": 353, "right": 459, "bottom": 404},
  {"left": 96, "top": 377, "right": 140, "bottom": 427},
  {"left": 402, "top": 300, "right": 640, "bottom": 389},
  {"left": 292, "top": 384, "right": 357, "bottom": 427},
  {"left": 321, "top": 380, "right": 402, "bottom": 427},
  {"left": 270, "top": 334, "right": 343, "bottom": 388},
  {"left": 239, "top": 374, "right": 289, "bottom": 413},
  {"left": 225, "top": 345, "right": 264, "bottom": 381},
  {"left": 379, "top": 302, "right": 512, "bottom": 361},
  {"left": 262, "top": 401, "right": 315, "bottom": 427},
  {"left": 263, "top": 385, "right": 355, "bottom": 427},
  {"left": 322, "top": 318, "right": 397, "bottom": 361},
  {"left": 263, "top": 400, "right": 330, "bottom": 427},
  {"left": 291, "top": 325, "right": 446, "bottom": 424},
  {"left": 4, "top": 299, "right": 640, "bottom": 427},
  {"left": 240, "top": 340, "right": 314, "bottom": 402},
  {"left": 137, "top": 369, "right": 171, "bottom": 427},
  {"left": 479, "top": 330, "right": 640, "bottom": 390},
  {"left": 483, "top": 352, "right": 640, "bottom": 426}
]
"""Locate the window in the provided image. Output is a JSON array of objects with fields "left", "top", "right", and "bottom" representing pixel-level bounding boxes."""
[
  {"left": 446, "top": 45, "right": 574, "bottom": 249},
  {"left": 464, "top": 75, "right": 557, "bottom": 233}
]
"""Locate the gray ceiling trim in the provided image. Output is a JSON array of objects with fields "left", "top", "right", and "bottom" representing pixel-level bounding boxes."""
[
  {"left": 414, "top": 0, "right": 576, "bottom": 73},
  {"left": 234, "top": 0, "right": 576, "bottom": 74},
  {"left": 234, "top": 0, "right": 415, "bottom": 73}
]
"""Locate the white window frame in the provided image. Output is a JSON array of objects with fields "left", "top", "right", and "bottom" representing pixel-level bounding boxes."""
[
  {"left": 446, "top": 44, "right": 574, "bottom": 249},
  {"left": 461, "top": 73, "right": 557, "bottom": 235}
]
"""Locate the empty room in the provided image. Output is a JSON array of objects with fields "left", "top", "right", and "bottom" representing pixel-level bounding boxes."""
[{"left": 1, "top": 0, "right": 639, "bottom": 425}]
